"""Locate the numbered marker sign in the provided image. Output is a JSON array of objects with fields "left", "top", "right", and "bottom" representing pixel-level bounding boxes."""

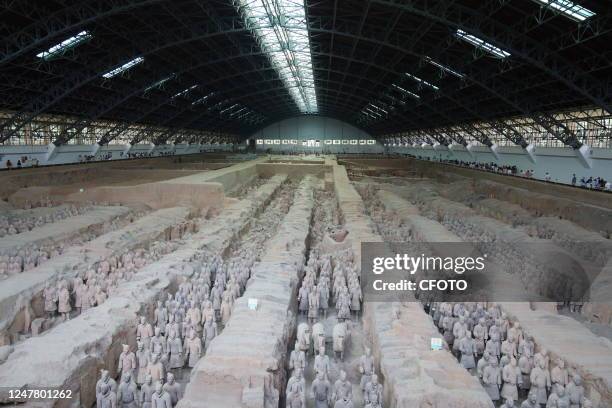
[
  {"left": 248, "top": 298, "right": 258, "bottom": 311},
  {"left": 431, "top": 337, "right": 443, "bottom": 351}
]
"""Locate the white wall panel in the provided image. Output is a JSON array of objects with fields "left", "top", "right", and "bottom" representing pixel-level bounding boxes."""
[{"left": 250, "top": 116, "right": 382, "bottom": 153}]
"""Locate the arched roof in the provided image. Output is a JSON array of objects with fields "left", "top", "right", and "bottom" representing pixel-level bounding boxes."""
[{"left": 0, "top": 0, "right": 609, "bottom": 147}]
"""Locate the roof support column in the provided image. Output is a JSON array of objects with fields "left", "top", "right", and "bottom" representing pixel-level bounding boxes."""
[{"left": 575, "top": 144, "right": 593, "bottom": 169}]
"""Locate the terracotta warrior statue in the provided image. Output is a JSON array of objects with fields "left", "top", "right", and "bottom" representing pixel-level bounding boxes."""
[
  {"left": 501, "top": 358, "right": 522, "bottom": 402},
  {"left": 547, "top": 384, "right": 570, "bottom": 408},
  {"left": 483, "top": 358, "right": 502, "bottom": 402},
  {"left": 314, "top": 346, "right": 330, "bottom": 380},
  {"left": 81, "top": 283, "right": 94, "bottom": 311},
  {"left": 336, "top": 288, "right": 351, "bottom": 321},
  {"left": 150, "top": 327, "right": 166, "bottom": 359},
  {"left": 551, "top": 358, "right": 569, "bottom": 387},
  {"left": 363, "top": 374, "right": 383, "bottom": 407},
  {"left": 183, "top": 329, "right": 202, "bottom": 368},
  {"left": 520, "top": 392, "right": 538, "bottom": 408},
  {"left": 297, "top": 323, "right": 311, "bottom": 357},
  {"left": 162, "top": 372, "right": 182, "bottom": 406},
  {"left": 146, "top": 353, "right": 165, "bottom": 384},
  {"left": 287, "top": 368, "right": 306, "bottom": 408},
  {"left": 349, "top": 284, "right": 361, "bottom": 317},
  {"left": 529, "top": 359, "right": 551, "bottom": 406},
  {"left": 154, "top": 301, "right": 169, "bottom": 334},
  {"left": 309, "top": 285, "right": 320, "bottom": 324},
  {"left": 167, "top": 329, "right": 184, "bottom": 374},
  {"left": 477, "top": 351, "right": 491, "bottom": 380},
  {"left": 311, "top": 371, "right": 332, "bottom": 408},
  {"left": 135, "top": 341, "right": 150, "bottom": 385},
  {"left": 566, "top": 374, "right": 584, "bottom": 408},
  {"left": 534, "top": 348, "right": 550, "bottom": 371},
  {"left": 74, "top": 279, "right": 85, "bottom": 315},
  {"left": 359, "top": 347, "right": 375, "bottom": 391},
  {"left": 298, "top": 285, "right": 309, "bottom": 316},
  {"left": 332, "top": 370, "right": 352, "bottom": 403},
  {"left": 43, "top": 281, "right": 58, "bottom": 318},
  {"left": 364, "top": 388, "right": 382, "bottom": 408},
  {"left": 116, "top": 372, "right": 138, "bottom": 408},
  {"left": 96, "top": 370, "right": 117, "bottom": 408},
  {"left": 459, "top": 332, "right": 477, "bottom": 371},
  {"left": 118, "top": 344, "right": 137, "bottom": 380},
  {"left": 333, "top": 396, "right": 354, "bottom": 408},
  {"left": 203, "top": 317, "right": 218, "bottom": 349},
  {"left": 507, "top": 322, "right": 523, "bottom": 344},
  {"left": 97, "top": 383, "right": 117, "bottom": 408},
  {"left": 501, "top": 336, "right": 517, "bottom": 360},
  {"left": 519, "top": 335, "right": 535, "bottom": 358},
  {"left": 57, "top": 281, "right": 71, "bottom": 320},
  {"left": 318, "top": 283, "right": 329, "bottom": 319},
  {"left": 287, "top": 388, "right": 304, "bottom": 408},
  {"left": 151, "top": 382, "right": 173, "bottom": 408},
  {"left": 219, "top": 297, "right": 232, "bottom": 325},
  {"left": 312, "top": 322, "right": 326, "bottom": 355},
  {"left": 332, "top": 321, "right": 349, "bottom": 361},
  {"left": 95, "top": 287, "right": 107, "bottom": 306},
  {"left": 518, "top": 354, "right": 533, "bottom": 395},
  {"left": 165, "top": 314, "right": 180, "bottom": 341},
  {"left": 140, "top": 375, "right": 154, "bottom": 408},
  {"left": 288, "top": 340, "right": 306, "bottom": 374}
]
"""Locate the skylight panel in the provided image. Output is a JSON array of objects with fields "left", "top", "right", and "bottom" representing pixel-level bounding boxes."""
[
  {"left": 192, "top": 92, "right": 215, "bottom": 105},
  {"left": 229, "top": 107, "right": 247, "bottom": 117},
  {"left": 532, "top": 0, "right": 595, "bottom": 22},
  {"left": 235, "top": 0, "right": 318, "bottom": 114},
  {"left": 172, "top": 85, "right": 198, "bottom": 99},
  {"left": 384, "top": 93, "right": 406, "bottom": 106},
  {"left": 455, "top": 29, "right": 511, "bottom": 59},
  {"left": 220, "top": 104, "right": 240, "bottom": 114},
  {"left": 237, "top": 111, "right": 253, "bottom": 119},
  {"left": 405, "top": 73, "right": 439, "bottom": 91},
  {"left": 391, "top": 84, "right": 420, "bottom": 100},
  {"left": 424, "top": 56, "right": 465, "bottom": 78},
  {"left": 144, "top": 74, "right": 175, "bottom": 92},
  {"left": 210, "top": 100, "right": 229, "bottom": 111},
  {"left": 102, "top": 57, "right": 144, "bottom": 79},
  {"left": 368, "top": 103, "right": 388, "bottom": 114},
  {"left": 364, "top": 108, "right": 382, "bottom": 117},
  {"left": 36, "top": 30, "right": 92, "bottom": 60},
  {"left": 365, "top": 104, "right": 388, "bottom": 118},
  {"left": 361, "top": 110, "right": 377, "bottom": 119}
]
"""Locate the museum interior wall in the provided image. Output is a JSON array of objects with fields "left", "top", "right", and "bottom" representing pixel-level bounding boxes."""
[
  {"left": 0, "top": 143, "right": 240, "bottom": 169},
  {"left": 391, "top": 144, "right": 612, "bottom": 184}
]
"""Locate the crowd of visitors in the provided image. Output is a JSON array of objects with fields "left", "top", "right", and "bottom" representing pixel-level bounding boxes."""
[
  {"left": 415, "top": 156, "right": 611, "bottom": 191},
  {"left": 124, "top": 150, "right": 176, "bottom": 159},
  {"left": 0, "top": 149, "right": 178, "bottom": 169},
  {"left": 572, "top": 174, "right": 611, "bottom": 190},
  {"left": 439, "top": 159, "right": 522, "bottom": 176},
  {"left": 125, "top": 151, "right": 154, "bottom": 159},
  {"left": 0, "top": 156, "right": 39, "bottom": 169},
  {"left": 0, "top": 145, "right": 237, "bottom": 170},
  {"left": 78, "top": 152, "right": 113, "bottom": 162}
]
